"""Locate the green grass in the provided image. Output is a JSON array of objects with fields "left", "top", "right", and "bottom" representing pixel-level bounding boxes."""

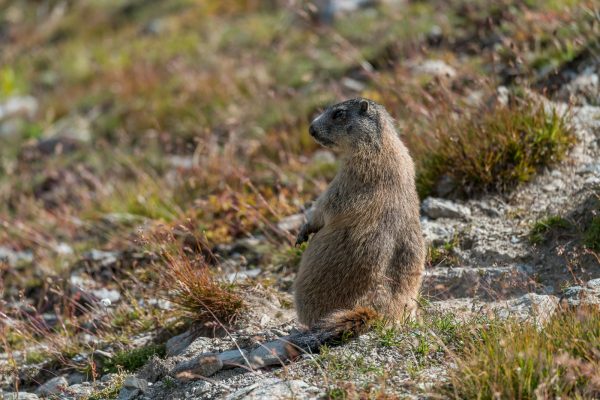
[
  {"left": 103, "top": 344, "right": 166, "bottom": 373},
  {"left": 314, "top": 312, "right": 470, "bottom": 398},
  {"left": 427, "top": 236, "right": 461, "bottom": 266},
  {"left": 584, "top": 216, "right": 600, "bottom": 252},
  {"left": 416, "top": 103, "right": 576, "bottom": 198},
  {"left": 317, "top": 346, "right": 385, "bottom": 382},
  {"left": 0, "top": 67, "right": 27, "bottom": 98},
  {"left": 529, "top": 215, "right": 572, "bottom": 244},
  {"left": 447, "top": 307, "right": 600, "bottom": 399},
  {"left": 272, "top": 242, "right": 307, "bottom": 270}
]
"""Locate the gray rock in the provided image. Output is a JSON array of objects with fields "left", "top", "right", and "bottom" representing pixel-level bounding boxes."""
[
  {"left": 434, "top": 175, "right": 456, "bottom": 197},
  {"left": 0, "top": 246, "right": 34, "bottom": 267},
  {"left": 181, "top": 336, "right": 218, "bottom": 358},
  {"left": 142, "top": 19, "right": 165, "bottom": 35},
  {"left": 277, "top": 213, "right": 306, "bottom": 232},
  {"left": 424, "top": 266, "right": 528, "bottom": 299},
  {"left": 54, "top": 242, "right": 74, "bottom": 255},
  {"left": 225, "top": 378, "right": 322, "bottom": 400},
  {"left": 91, "top": 288, "right": 121, "bottom": 303},
  {"left": 496, "top": 293, "right": 559, "bottom": 325},
  {"left": 219, "top": 348, "right": 249, "bottom": 368},
  {"left": 123, "top": 376, "right": 149, "bottom": 392},
  {"left": 171, "top": 354, "right": 223, "bottom": 379},
  {"left": 422, "top": 197, "right": 471, "bottom": 220},
  {"left": 166, "top": 329, "right": 198, "bottom": 357},
  {"left": 101, "top": 373, "right": 117, "bottom": 382},
  {"left": 558, "top": 70, "right": 599, "bottom": 105},
  {"left": 432, "top": 293, "right": 559, "bottom": 325},
  {"left": 66, "top": 372, "right": 85, "bottom": 385},
  {"left": 146, "top": 298, "right": 173, "bottom": 310},
  {"left": 420, "top": 217, "right": 455, "bottom": 245},
  {"left": 561, "top": 280, "right": 600, "bottom": 307},
  {"left": 475, "top": 200, "right": 503, "bottom": 217},
  {"left": 182, "top": 381, "right": 212, "bottom": 398},
  {"left": 93, "top": 349, "right": 114, "bottom": 361},
  {"left": 226, "top": 268, "right": 262, "bottom": 283},
  {"left": 427, "top": 25, "right": 443, "bottom": 45},
  {"left": 2, "top": 393, "right": 40, "bottom": 400},
  {"left": 83, "top": 249, "right": 119, "bottom": 267},
  {"left": 41, "top": 313, "right": 58, "bottom": 328},
  {"left": 584, "top": 176, "right": 600, "bottom": 188},
  {"left": 313, "top": 0, "right": 377, "bottom": 24},
  {"left": 36, "top": 375, "right": 68, "bottom": 396},
  {"left": 117, "top": 388, "right": 140, "bottom": 400},
  {"left": 577, "top": 163, "right": 600, "bottom": 176},
  {"left": 130, "top": 333, "right": 155, "bottom": 348},
  {"left": 341, "top": 77, "right": 366, "bottom": 92},
  {"left": 413, "top": 59, "right": 456, "bottom": 79},
  {"left": 64, "top": 383, "right": 94, "bottom": 398},
  {"left": 0, "top": 95, "right": 38, "bottom": 121},
  {"left": 587, "top": 278, "right": 600, "bottom": 290},
  {"left": 247, "top": 341, "right": 288, "bottom": 368},
  {"left": 167, "top": 155, "right": 194, "bottom": 170},
  {"left": 137, "top": 355, "right": 174, "bottom": 383},
  {"left": 496, "top": 86, "right": 510, "bottom": 106}
]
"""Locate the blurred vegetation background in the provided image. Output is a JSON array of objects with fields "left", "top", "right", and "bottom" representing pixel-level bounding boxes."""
[{"left": 2, "top": 0, "right": 597, "bottom": 246}]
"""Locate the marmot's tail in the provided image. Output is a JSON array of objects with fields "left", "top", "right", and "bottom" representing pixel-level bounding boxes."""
[
  {"left": 286, "top": 307, "right": 378, "bottom": 354},
  {"left": 171, "top": 307, "right": 378, "bottom": 380}
]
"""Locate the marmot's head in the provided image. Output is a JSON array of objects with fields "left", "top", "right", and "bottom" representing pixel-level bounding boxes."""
[{"left": 309, "top": 98, "right": 384, "bottom": 152}]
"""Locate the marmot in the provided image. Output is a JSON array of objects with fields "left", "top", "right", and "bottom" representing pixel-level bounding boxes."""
[
  {"left": 170, "top": 99, "right": 425, "bottom": 377},
  {"left": 294, "top": 98, "right": 425, "bottom": 327}
]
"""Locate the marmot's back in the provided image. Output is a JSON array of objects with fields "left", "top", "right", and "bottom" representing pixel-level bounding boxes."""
[{"left": 294, "top": 98, "right": 425, "bottom": 327}]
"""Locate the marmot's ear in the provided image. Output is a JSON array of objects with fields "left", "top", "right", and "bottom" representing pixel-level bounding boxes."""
[{"left": 359, "top": 99, "right": 369, "bottom": 114}]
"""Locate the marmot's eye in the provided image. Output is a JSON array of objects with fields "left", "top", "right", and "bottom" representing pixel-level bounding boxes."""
[{"left": 332, "top": 109, "right": 346, "bottom": 120}]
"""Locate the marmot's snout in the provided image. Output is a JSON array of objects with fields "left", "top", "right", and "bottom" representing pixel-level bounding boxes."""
[{"left": 308, "top": 116, "right": 335, "bottom": 147}]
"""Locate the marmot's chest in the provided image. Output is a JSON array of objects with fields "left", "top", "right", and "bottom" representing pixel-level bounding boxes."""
[{"left": 322, "top": 188, "right": 389, "bottom": 227}]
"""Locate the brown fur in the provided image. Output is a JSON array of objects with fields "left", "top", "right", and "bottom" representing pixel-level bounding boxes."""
[{"left": 294, "top": 98, "right": 425, "bottom": 327}]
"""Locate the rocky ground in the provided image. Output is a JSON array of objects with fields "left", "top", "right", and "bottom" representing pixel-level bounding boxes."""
[{"left": 1, "top": 1, "right": 600, "bottom": 399}]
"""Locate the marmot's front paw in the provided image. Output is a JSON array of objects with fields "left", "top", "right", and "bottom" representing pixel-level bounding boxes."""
[{"left": 295, "top": 224, "right": 310, "bottom": 247}]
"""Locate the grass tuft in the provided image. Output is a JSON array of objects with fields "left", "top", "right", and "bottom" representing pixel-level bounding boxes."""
[
  {"left": 103, "top": 344, "right": 166, "bottom": 373},
  {"left": 529, "top": 215, "right": 572, "bottom": 244},
  {"left": 584, "top": 215, "right": 600, "bottom": 252},
  {"left": 416, "top": 103, "right": 575, "bottom": 198},
  {"left": 158, "top": 233, "right": 246, "bottom": 325},
  {"left": 427, "top": 235, "right": 461, "bottom": 267},
  {"left": 447, "top": 307, "right": 600, "bottom": 399}
]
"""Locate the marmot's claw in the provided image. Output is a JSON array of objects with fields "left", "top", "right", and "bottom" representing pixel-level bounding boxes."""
[
  {"left": 295, "top": 225, "right": 309, "bottom": 247},
  {"left": 295, "top": 235, "right": 308, "bottom": 247}
]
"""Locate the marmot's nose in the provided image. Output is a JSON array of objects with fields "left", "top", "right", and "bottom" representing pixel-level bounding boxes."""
[{"left": 309, "top": 125, "right": 316, "bottom": 137}]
